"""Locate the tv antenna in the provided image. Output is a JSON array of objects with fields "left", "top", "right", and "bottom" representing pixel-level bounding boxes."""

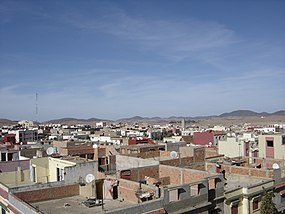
[{"left": 35, "top": 92, "right": 38, "bottom": 123}]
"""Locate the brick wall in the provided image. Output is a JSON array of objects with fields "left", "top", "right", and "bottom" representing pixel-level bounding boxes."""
[
  {"left": 205, "top": 147, "right": 219, "bottom": 158},
  {"left": 160, "top": 151, "right": 171, "bottom": 158},
  {"left": 250, "top": 169, "right": 267, "bottom": 177},
  {"left": 14, "top": 184, "right": 79, "bottom": 203},
  {"left": 231, "top": 166, "right": 249, "bottom": 175},
  {"left": 139, "top": 151, "right": 160, "bottom": 159},
  {"left": 160, "top": 157, "right": 193, "bottom": 167},
  {"left": 118, "top": 179, "right": 156, "bottom": 203},
  {"left": 120, "top": 165, "right": 160, "bottom": 181},
  {"left": 193, "top": 148, "right": 205, "bottom": 162},
  {"left": 159, "top": 165, "right": 212, "bottom": 185},
  {"left": 206, "top": 162, "right": 275, "bottom": 178}
]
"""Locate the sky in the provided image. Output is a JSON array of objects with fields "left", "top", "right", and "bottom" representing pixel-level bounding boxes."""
[{"left": 0, "top": 0, "right": 285, "bottom": 121}]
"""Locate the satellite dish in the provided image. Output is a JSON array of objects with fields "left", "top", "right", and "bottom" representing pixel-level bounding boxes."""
[
  {"left": 46, "top": 147, "right": 55, "bottom": 155},
  {"left": 272, "top": 163, "right": 280, "bottom": 169},
  {"left": 93, "top": 144, "right": 98, "bottom": 149},
  {"left": 85, "top": 174, "right": 95, "bottom": 183},
  {"left": 170, "top": 151, "right": 178, "bottom": 159}
]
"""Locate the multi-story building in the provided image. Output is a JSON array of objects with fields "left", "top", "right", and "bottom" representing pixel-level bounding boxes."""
[
  {"left": 8, "top": 129, "right": 38, "bottom": 143},
  {"left": 258, "top": 134, "right": 285, "bottom": 159}
]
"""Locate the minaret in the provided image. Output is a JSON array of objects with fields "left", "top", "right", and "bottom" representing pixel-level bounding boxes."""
[{"left": 181, "top": 119, "right": 186, "bottom": 131}]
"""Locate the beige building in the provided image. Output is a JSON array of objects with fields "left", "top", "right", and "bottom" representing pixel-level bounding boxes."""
[
  {"left": 258, "top": 134, "right": 285, "bottom": 159},
  {"left": 224, "top": 174, "right": 274, "bottom": 214},
  {"left": 30, "top": 157, "right": 98, "bottom": 184}
]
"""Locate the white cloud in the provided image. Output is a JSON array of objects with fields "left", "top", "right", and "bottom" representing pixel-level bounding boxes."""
[{"left": 62, "top": 10, "right": 238, "bottom": 62}]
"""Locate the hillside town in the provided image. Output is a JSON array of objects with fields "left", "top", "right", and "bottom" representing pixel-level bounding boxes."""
[{"left": 0, "top": 116, "right": 285, "bottom": 214}]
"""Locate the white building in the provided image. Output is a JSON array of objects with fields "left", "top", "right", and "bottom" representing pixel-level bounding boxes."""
[
  {"left": 96, "top": 122, "right": 106, "bottom": 128},
  {"left": 18, "top": 120, "right": 34, "bottom": 127}
]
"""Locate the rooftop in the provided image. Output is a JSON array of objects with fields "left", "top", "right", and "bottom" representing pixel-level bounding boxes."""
[
  {"left": 224, "top": 174, "right": 272, "bottom": 191},
  {"left": 31, "top": 195, "right": 135, "bottom": 214}
]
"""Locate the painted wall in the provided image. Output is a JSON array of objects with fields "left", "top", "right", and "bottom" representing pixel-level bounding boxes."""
[
  {"left": 48, "top": 157, "right": 76, "bottom": 182},
  {"left": 193, "top": 132, "right": 214, "bottom": 145},
  {"left": 64, "top": 161, "right": 98, "bottom": 184},
  {"left": 258, "top": 134, "right": 285, "bottom": 159},
  {"left": 30, "top": 157, "right": 49, "bottom": 183},
  {"left": 218, "top": 137, "right": 244, "bottom": 158},
  {"left": 116, "top": 155, "right": 159, "bottom": 171},
  {"left": 0, "top": 170, "right": 30, "bottom": 185}
]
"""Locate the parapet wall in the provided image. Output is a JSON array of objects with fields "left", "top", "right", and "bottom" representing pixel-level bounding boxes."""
[
  {"left": 13, "top": 183, "right": 79, "bottom": 203},
  {"left": 206, "top": 162, "right": 275, "bottom": 178}
]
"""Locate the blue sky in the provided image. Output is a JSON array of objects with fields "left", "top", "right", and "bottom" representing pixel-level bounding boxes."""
[{"left": 0, "top": 0, "right": 284, "bottom": 121}]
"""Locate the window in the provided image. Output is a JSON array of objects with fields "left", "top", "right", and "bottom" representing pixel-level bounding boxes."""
[
  {"left": 2, "top": 207, "right": 7, "bottom": 214},
  {"left": 1, "top": 153, "right": 6, "bottom": 162},
  {"left": 253, "top": 200, "right": 258, "bottom": 210},
  {"left": 282, "top": 136, "right": 285, "bottom": 145},
  {"left": 266, "top": 140, "right": 273, "bottom": 147}
]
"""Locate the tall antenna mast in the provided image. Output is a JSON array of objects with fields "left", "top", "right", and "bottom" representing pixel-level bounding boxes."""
[{"left": 35, "top": 92, "right": 38, "bottom": 123}]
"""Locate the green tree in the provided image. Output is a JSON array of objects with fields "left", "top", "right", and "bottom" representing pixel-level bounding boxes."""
[{"left": 260, "top": 191, "right": 276, "bottom": 214}]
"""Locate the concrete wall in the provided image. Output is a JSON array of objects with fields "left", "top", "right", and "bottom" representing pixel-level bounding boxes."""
[
  {"left": 8, "top": 194, "right": 38, "bottom": 214},
  {"left": 0, "top": 170, "right": 29, "bottom": 185},
  {"left": 79, "top": 182, "right": 94, "bottom": 198},
  {"left": 0, "top": 159, "right": 30, "bottom": 172},
  {"left": 30, "top": 157, "right": 49, "bottom": 183},
  {"left": 116, "top": 155, "right": 159, "bottom": 171},
  {"left": 163, "top": 175, "right": 224, "bottom": 214},
  {"left": 64, "top": 161, "right": 98, "bottom": 184},
  {"left": 48, "top": 157, "right": 76, "bottom": 182},
  {"left": 105, "top": 199, "right": 164, "bottom": 214},
  {"left": 218, "top": 137, "right": 245, "bottom": 157}
]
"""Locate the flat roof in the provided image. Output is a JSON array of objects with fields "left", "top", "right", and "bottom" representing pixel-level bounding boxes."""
[
  {"left": 225, "top": 174, "right": 272, "bottom": 191},
  {"left": 31, "top": 195, "right": 135, "bottom": 214},
  {"left": 120, "top": 144, "right": 164, "bottom": 149},
  {"left": 54, "top": 156, "right": 96, "bottom": 164}
]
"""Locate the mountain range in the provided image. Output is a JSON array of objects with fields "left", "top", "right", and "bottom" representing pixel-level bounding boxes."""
[{"left": 0, "top": 110, "right": 284, "bottom": 125}]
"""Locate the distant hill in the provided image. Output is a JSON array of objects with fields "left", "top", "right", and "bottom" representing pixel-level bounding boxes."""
[
  {"left": 219, "top": 110, "right": 263, "bottom": 117},
  {"left": 0, "top": 119, "right": 18, "bottom": 126},
  {"left": 116, "top": 116, "right": 166, "bottom": 123},
  {"left": 1, "top": 109, "right": 284, "bottom": 126},
  {"left": 272, "top": 110, "right": 285, "bottom": 116},
  {"left": 43, "top": 117, "right": 108, "bottom": 125},
  {"left": 219, "top": 110, "right": 285, "bottom": 117},
  {"left": 117, "top": 110, "right": 285, "bottom": 122}
]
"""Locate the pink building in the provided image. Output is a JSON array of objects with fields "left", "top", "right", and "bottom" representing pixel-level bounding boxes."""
[{"left": 193, "top": 131, "right": 214, "bottom": 145}]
